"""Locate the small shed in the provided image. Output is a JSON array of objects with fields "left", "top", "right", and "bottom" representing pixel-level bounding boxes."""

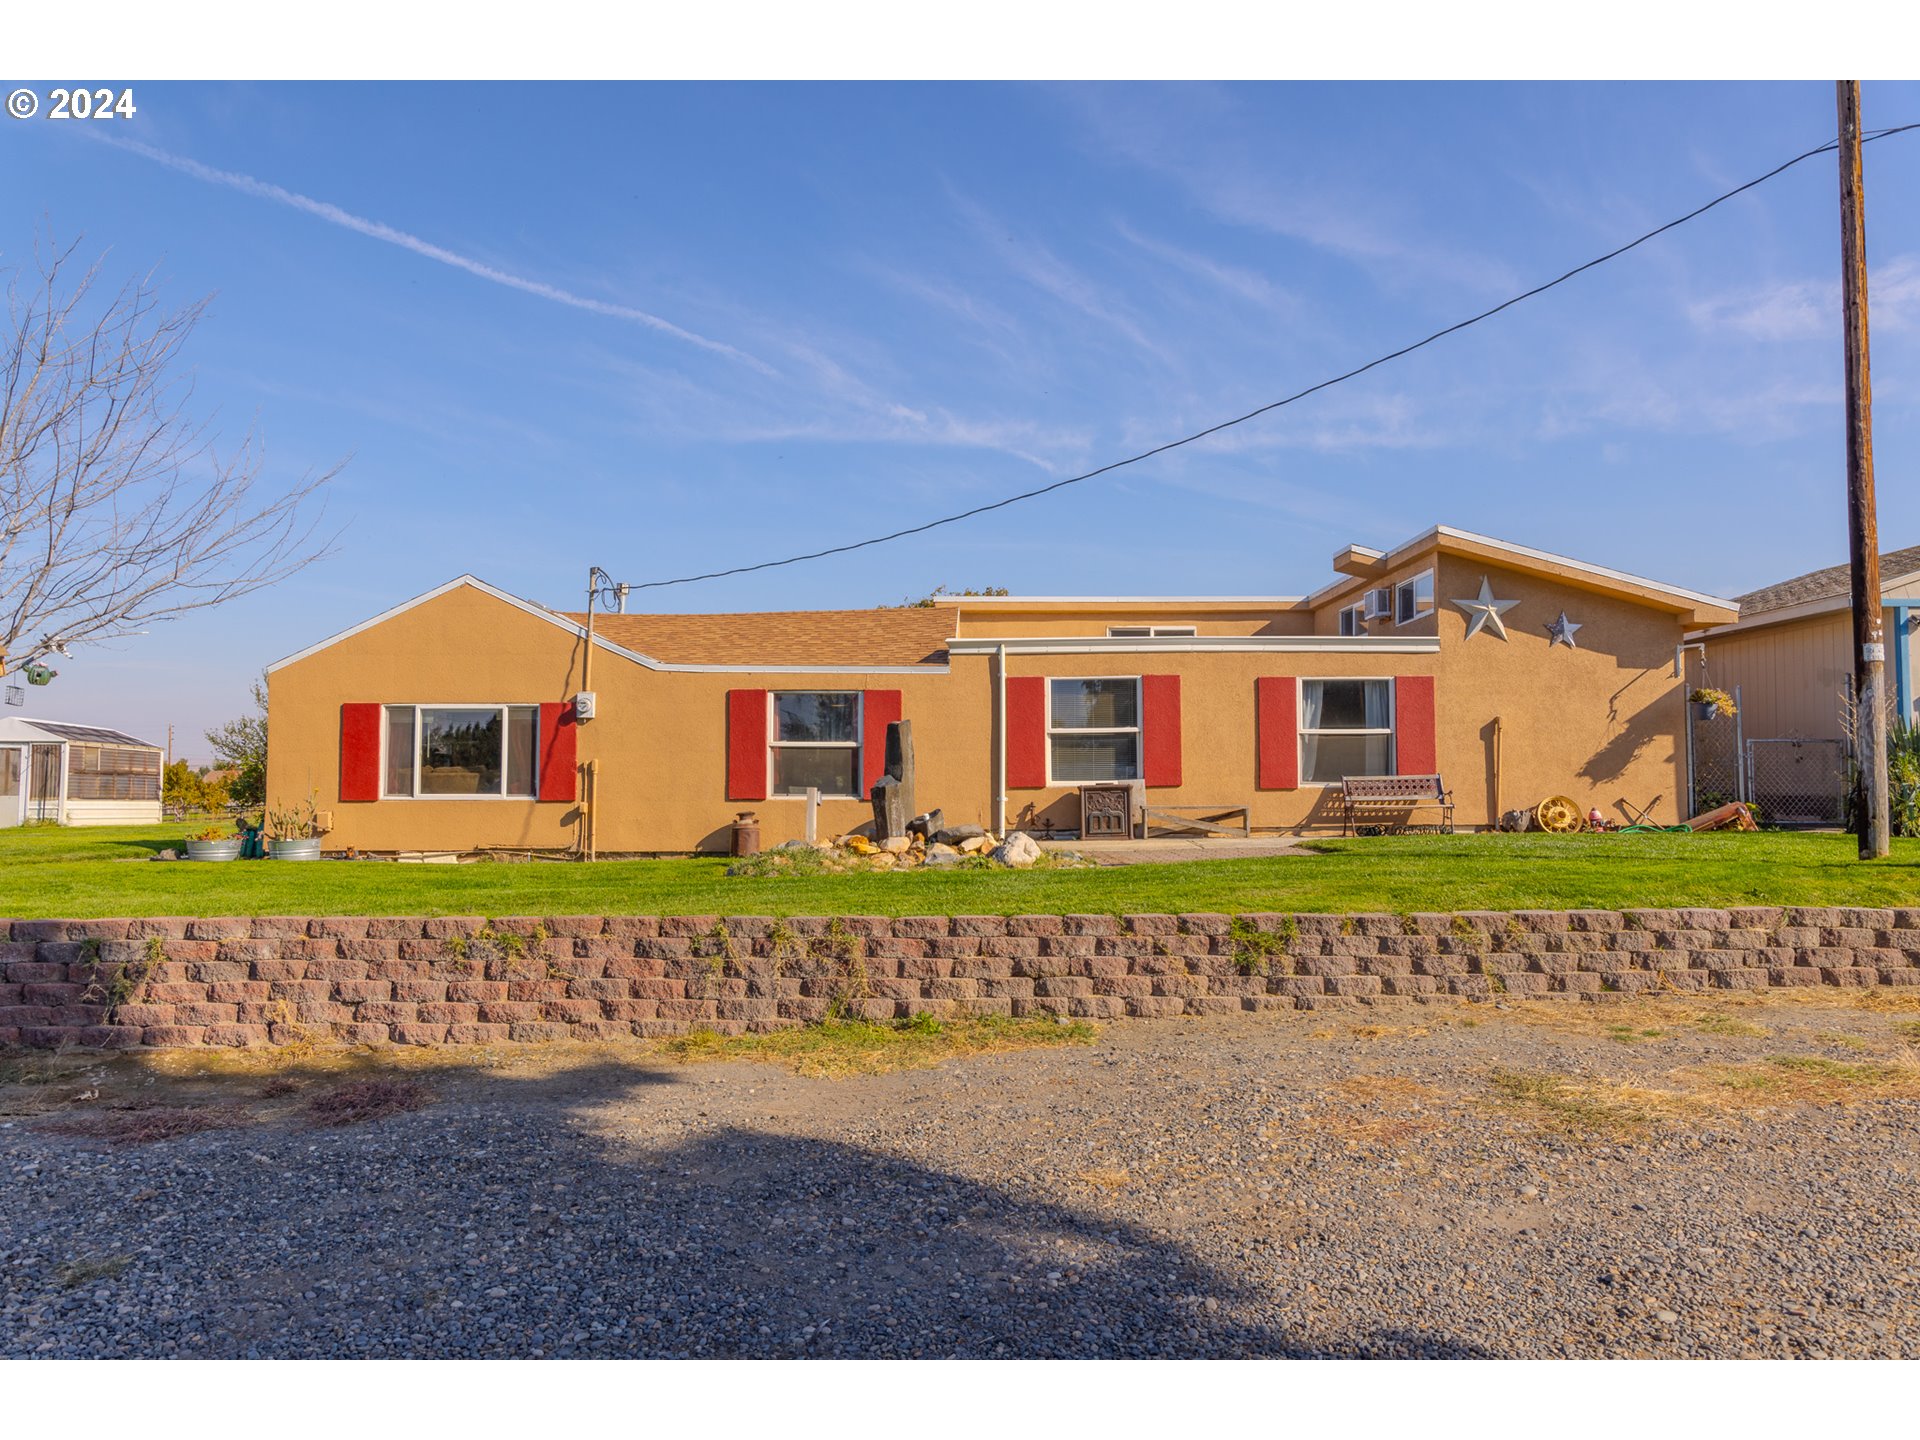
[{"left": 0, "top": 718, "right": 164, "bottom": 827}]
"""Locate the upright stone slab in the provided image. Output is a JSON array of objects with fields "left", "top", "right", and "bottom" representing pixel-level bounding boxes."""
[{"left": 870, "top": 719, "right": 917, "bottom": 841}]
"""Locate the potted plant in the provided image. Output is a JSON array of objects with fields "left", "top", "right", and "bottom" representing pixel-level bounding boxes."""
[
  {"left": 266, "top": 795, "right": 326, "bottom": 861},
  {"left": 184, "top": 825, "right": 244, "bottom": 862},
  {"left": 1689, "top": 686, "right": 1737, "bottom": 721}
]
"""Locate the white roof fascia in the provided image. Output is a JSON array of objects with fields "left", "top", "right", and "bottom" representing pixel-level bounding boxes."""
[
  {"left": 1688, "top": 571, "right": 1920, "bottom": 639},
  {"left": 266, "top": 576, "right": 949, "bottom": 677},
  {"left": 947, "top": 635, "right": 1440, "bottom": 656},
  {"left": 1305, "top": 525, "right": 1739, "bottom": 614},
  {"left": 951, "top": 595, "right": 1305, "bottom": 606}
]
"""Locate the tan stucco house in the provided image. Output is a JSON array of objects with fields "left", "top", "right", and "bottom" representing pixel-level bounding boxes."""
[{"left": 264, "top": 525, "right": 1737, "bottom": 853}]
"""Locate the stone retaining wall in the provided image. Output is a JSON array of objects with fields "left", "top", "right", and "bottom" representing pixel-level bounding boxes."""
[{"left": 4, "top": 907, "right": 1919, "bottom": 1049}]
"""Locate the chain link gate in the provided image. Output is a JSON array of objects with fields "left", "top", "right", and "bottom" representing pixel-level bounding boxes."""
[
  {"left": 1687, "top": 686, "right": 1743, "bottom": 816},
  {"left": 1746, "top": 739, "right": 1848, "bottom": 828}
]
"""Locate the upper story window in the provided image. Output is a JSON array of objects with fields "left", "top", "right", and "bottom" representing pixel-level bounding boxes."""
[
  {"left": 771, "top": 691, "right": 861, "bottom": 798},
  {"left": 1300, "top": 679, "right": 1393, "bottom": 783},
  {"left": 1337, "top": 603, "right": 1366, "bottom": 637},
  {"left": 1106, "top": 625, "right": 1199, "bottom": 638},
  {"left": 1049, "top": 677, "right": 1140, "bottom": 783},
  {"left": 1395, "top": 570, "right": 1436, "bottom": 625},
  {"left": 384, "top": 705, "right": 537, "bottom": 798}
]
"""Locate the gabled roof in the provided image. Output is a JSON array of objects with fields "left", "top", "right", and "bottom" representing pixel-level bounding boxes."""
[
  {"left": 0, "top": 718, "right": 159, "bottom": 748},
  {"left": 1736, "top": 544, "right": 1920, "bottom": 616},
  {"left": 268, "top": 576, "right": 956, "bottom": 676},
  {"left": 564, "top": 607, "right": 955, "bottom": 668}
]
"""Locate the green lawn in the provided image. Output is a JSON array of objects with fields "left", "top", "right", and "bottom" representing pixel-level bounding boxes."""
[{"left": 1, "top": 823, "right": 1917, "bottom": 919}]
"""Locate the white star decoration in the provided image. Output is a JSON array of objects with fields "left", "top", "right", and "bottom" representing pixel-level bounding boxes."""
[
  {"left": 1451, "top": 576, "right": 1519, "bottom": 641},
  {"left": 1545, "top": 611, "right": 1583, "bottom": 648}
]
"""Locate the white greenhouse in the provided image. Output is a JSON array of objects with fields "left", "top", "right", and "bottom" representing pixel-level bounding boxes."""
[{"left": 0, "top": 718, "right": 164, "bottom": 827}]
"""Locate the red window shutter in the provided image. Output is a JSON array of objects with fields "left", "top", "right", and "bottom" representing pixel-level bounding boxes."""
[
  {"left": 1141, "top": 674, "right": 1183, "bottom": 788},
  {"left": 538, "top": 702, "right": 578, "bottom": 802},
  {"left": 1006, "top": 676, "right": 1047, "bottom": 789},
  {"left": 862, "top": 689, "right": 903, "bottom": 798},
  {"left": 727, "top": 689, "right": 769, "bottom": 801},
  {"left": 1394, "top": 676, "right": 1438, "bottom": 775},
  {"left": 1256, "top": 677, "right": 1299, "bottom": 790},
  {"left": 339, "top": 703, "right": 382, "bottom": 802}
]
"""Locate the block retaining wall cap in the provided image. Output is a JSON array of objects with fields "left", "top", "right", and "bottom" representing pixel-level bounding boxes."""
[{"left": 2, "top": 912, "right": 1916, "bottom": 1049}]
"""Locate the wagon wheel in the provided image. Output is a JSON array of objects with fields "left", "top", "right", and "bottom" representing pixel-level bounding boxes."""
[{"left": 1535, "top": 795, "right": 1585, "bottom": 833}]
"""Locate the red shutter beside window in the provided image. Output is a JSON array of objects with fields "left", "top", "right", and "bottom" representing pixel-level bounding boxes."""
[
  {"left": 1141, "top": 674, "right": 1183, "bottom": 788},
  {"left": 339, "top": 703, "right": 382, "bottom": 802},
  {"left": 538, "top": 702, "right": 578, "bottom": 802},
  {"left": 1006, "top": 676, "right": 1047, "bottom": 789},
  {"left": 727, "top": 689, "right": 769, "bottom": 801},
  {"left": 1255, "top": 677, "right": 1298, "bottom": 790},
  {"left": 861, "top": 689, "right": 903, "bottom": 799},
  {"left": 1394, "top": 676, "right": 1438, "bottom": 775}
]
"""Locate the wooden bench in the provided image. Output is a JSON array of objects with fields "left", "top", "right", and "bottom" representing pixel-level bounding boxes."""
[
  {"left": 1340, "top": 775, "right": 1454, "bottom": 836},
  {"left": 1139, "top": 803, "right": 1252, "bottom": 839}
]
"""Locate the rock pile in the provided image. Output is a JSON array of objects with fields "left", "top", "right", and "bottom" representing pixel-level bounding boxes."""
[{"left": 727, "top": 826, "right": 1066, "bottom": 876}]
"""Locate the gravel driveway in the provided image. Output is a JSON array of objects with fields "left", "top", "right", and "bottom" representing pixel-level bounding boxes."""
[{"left": 4, "top": 990, "right": 1918, "bottom": 1358}]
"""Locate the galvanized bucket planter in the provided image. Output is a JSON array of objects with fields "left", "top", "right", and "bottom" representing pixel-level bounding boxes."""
[
  {"left": 184, "top": 838, "right": 243, "bottom": 862},
  {"left": 269, "top": 837, "right": 324, "bottom": 862}
]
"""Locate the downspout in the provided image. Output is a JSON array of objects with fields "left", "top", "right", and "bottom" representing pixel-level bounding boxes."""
[
  {"left": 994, "top": 643, "right": 1008, "bottom": 837},
  {"left": 1894, "top": 604, "right": 1912, "bottom": 726},
  {"left": 579, "top": 573, "right": 596, "bottom": 860}
]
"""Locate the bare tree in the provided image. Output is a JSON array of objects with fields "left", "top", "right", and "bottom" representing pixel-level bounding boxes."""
[{"left": 0, "top": 238, "right": 340, "bottom": 678}]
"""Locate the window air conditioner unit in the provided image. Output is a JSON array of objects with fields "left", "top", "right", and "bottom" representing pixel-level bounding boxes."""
[{"left": 1362, "top": 588, "right": 1393, "bottom": 620}]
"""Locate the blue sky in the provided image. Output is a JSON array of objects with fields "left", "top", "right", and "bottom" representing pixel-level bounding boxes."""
[{"left": 5, "top": 80, "right": 1919, "bottom": 759}]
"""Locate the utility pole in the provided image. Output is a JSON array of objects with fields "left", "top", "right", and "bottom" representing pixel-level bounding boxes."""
[{"left": 1837, "top": 80, "right": 1889, "bottom": 859}]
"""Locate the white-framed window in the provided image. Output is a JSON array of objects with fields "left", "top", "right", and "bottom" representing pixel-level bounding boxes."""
[
  {"left": 1300, "top": 679, "right": 1394, "bottom": 784},
  {"left": 1395, "top": 570, "right": 1436, "bottom": 625},
  {"left": 770, "top": 691, "right": 862, "bottom": 798},
  {"left": 383, "top": 705, "right": 538, "bottom": 798},
  {"left": 1106, "top": 624, "right": 1199, "bottom": 638},
  {"left": 1338, "top": 603, "right": 1366, "bottom": 637},
  {"left": 1048, "top": 677, "right": 1141, "bottom": 784}
]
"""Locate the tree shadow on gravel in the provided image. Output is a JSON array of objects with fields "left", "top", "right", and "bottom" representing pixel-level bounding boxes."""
[{"left": 6, "top": 1052, "right": 1491, "bottom": 1359}]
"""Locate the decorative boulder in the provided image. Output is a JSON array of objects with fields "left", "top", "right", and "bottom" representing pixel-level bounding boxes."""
[{"left": 991, "top": 832, "right": 1043, "bottom": 868}]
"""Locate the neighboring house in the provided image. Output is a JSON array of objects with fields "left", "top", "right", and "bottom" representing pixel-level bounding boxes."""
[
  {"left": 264, "top": 525, "right": 1736, "bottom": 853},
  {"left": 1687, "top": 545, "right": 1920, "bottom": 739},
  {"left": 0, "top": 719, "right": 165, "bottom": 827}
]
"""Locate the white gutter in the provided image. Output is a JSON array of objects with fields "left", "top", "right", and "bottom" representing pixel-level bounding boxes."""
[{"left": 948, "top": 634, "right": 1441, "bottom": 656}]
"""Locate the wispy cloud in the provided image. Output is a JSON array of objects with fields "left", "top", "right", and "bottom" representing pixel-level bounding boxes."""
[
  {"left": 85, "top": 131, "right": 773, "bottom": 374},
  {"left": 1111, "top": 221, "right": 1296, "bottom": 311},
  {"left": 1688, "top": 254, "right": 1920, "bottom": 340},
  {"left": 947, "top": 189, "right": 1168, "bottom": 361}
]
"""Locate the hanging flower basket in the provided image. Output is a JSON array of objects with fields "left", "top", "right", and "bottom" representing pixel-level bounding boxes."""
[{"left": 1690, "top": 687, "right": 1737, "bottom": 721}]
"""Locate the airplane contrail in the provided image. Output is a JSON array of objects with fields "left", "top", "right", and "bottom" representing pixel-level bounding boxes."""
[{"left": 88, "top": 132, "right": 775, "bottom": 375}]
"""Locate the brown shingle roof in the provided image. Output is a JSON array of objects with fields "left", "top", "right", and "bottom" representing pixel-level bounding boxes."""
[
  {"left": 1736, "top": 545, "right": 1920, "bottom": 616},
  {"left": 567, "top": 606, "right": 956, "bottom": 668}
]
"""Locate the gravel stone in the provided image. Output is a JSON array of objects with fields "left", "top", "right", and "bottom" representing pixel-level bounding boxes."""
[{"left": 3, "top": 995, "right": 1917, "bottom": 1357}]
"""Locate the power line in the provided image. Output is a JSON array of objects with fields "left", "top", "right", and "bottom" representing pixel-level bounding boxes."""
[{"left": 630, "top": 122, "right": 1920, "bottom": 594}]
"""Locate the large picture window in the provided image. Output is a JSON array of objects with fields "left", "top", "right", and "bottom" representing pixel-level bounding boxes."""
[
  {"left": 1049, "top": 677, "right": 1140, "bottom": 783},
  {"left": 382, "top": 705, "right": 537, "bottom": 798},
  {"left": 771, "top": 692, "right": 861, "bottom": 797},
  {"left": 1300, "top": 679, "right": 1393, "bottom": 783}
]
